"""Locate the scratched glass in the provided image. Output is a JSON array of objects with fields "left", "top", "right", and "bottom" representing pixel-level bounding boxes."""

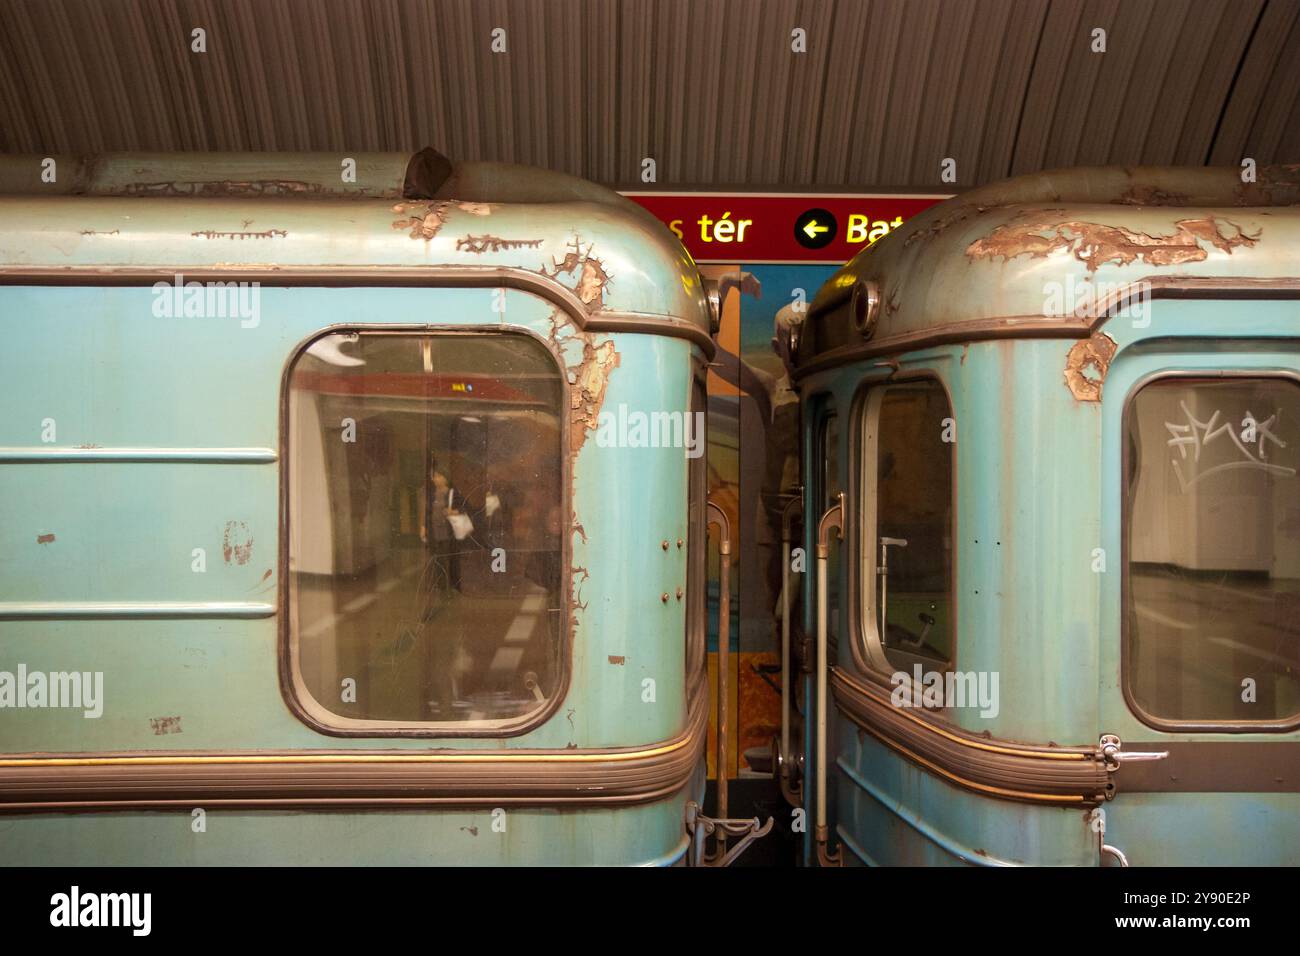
[
  {"left": 1127, "top": 378, "right": 1300, "bottom": 724},
  {"left": 871, "top": 381, "right": 954, "bottom": 671},
  {"left": 286, "top": 331, "right": 565, "bottom": 730}
]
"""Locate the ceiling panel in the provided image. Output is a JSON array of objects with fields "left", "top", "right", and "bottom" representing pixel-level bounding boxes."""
[{"left": 0, "top": 0, "right": 1295, "bottom": 188}]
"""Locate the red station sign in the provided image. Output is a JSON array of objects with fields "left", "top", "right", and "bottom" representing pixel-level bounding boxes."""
[{"left": 623, "top": 192, "right": 949, "bottom": 263}]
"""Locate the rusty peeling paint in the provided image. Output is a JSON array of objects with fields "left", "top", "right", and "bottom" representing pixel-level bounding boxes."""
[
  {"left": 1064, "top": 333, "right": 1118, "bottom": 402},
  {"left": 1236, "top": 163, "right": 1300, "bottom": 206},
  {"left": 569, "top": 340, "right": 620, "bottom": 453},
  {"left": 116, "top": 180, "right": 386, "bottom": 199},
  {"left": 192, "top": 228, "right": 287, "bottom": 240},
  {"left": 260, "top": 568, "right": 273, "bottom": 583},
  {"left": 392, "top": 200, "right": 451, "bottom": 240},
  {"left": 546, "top": 309, "right": 621, "bottom": 460},
  {"left": 78, "top": 229, "right": 120, "bottom": 237},
  {"left": 391, "top": 201, "right": 497, "bottom": 241},
  {"left": 1118, "top": 185, "right": 1189, "bottom": 206},
  {"left": 967, "top": 215, "right": 1260, "bottom": 272},
  {"left": 541, "top": 238, "right": 611, "bottom": 312},
  {"left": 456, "top": 234, "right": 544, "bottom": 254},
  {"left": 570, "top": 565, "right": 591, "bottom": 632},
  {"left": 608, "top": 655, "right": 626, "bottom": 665},
  {"left": 149, "top": 716, "right": 182, "bottom": 735},
  {"left": 460, "top": 825, "right": 479, "bottom": 836},
  {"left": 544, "top": 303, "right": 619, "bottom": 637},
  {"left": 574, "top": 258, "right": 612, "bottom": 309},
  {"left": 36, "top": 533, "right": 55, "bottom": 544},
  {"left": 222, "top": 520, "right": 253, "bottom": 565}
]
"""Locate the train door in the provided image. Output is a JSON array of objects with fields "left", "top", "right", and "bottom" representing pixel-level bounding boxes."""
[
  {"left": 838, "top": 376, "right": 960, "bottom": 865},
  {"left": 1098, "top": 307, "right": 1300, "bottom": 866}
]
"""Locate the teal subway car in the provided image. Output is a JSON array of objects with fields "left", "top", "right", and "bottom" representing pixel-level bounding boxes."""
[
  {"left": 0, "top": 150, "right": 720, "bottom": 865},
  {"left": 781, "top": 166, "right": 1300, "bottom": 866}
]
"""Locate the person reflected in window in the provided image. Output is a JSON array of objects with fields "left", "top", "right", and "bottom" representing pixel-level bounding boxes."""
[
  {"left": 482, "top": 483, "right": 509, "bottom": 550},
  {"left": 420, "top": 462, "right": 470, "bottom": 593}
]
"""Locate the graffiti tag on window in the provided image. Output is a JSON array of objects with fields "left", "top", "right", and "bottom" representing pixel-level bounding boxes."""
[{"left": 1165, "top": 402, "right": 1295, "bottom": 492}]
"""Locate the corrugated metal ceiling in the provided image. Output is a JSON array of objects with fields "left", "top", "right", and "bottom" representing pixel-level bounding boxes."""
[{"left": 0, "top": 0, "right": 1296, "bottom": 189}]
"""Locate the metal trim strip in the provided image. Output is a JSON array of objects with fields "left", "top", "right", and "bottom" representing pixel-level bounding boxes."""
[
  {"left": 1111, "top": 741, "right": 1300, "bottom": 793},
  {"left": 0, "top": 602, "right": 275, "bottom": 619},
  {"left": 0, "top": 685, "right": 708, "bottom": 812},
  {"left": 0, "top": 447, "right": 276, "bottom": 463},
  {"left": 830, "top": 667, "right": 1112, "bottom": 806}
]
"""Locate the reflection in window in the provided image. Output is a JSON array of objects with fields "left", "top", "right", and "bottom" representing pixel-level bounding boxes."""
[
  {"left": 287, "top": 332, "right": 565, "bottom": 729},
  {"left": 868, "top": 381, "right": 954, "bottom": 671},
  {"left": 1126, "top": 377, "right": 1300, "bottom": 725}
]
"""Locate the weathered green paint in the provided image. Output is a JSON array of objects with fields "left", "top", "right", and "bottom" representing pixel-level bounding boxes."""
[
  {"left": 802, "top": 166, "right": 1300, "bottom": 867},
  {"left": 0, "top": 154, "right": 710, "bottom": 865}
]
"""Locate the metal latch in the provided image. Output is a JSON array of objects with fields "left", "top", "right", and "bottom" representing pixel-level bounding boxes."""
[
  {"left": 1099, "top": 734, "right": 1168, "bottom": 772},
  {"left": 1088, "top": 807, "right": 1130, "bottom": 867},
  {"left": 685, "top": 801, "right": 773, "bottom": 867}
]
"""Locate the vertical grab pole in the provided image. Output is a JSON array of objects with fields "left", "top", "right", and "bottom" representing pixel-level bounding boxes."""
[
  {"left": 779, "top": 497, "right": 802, "bottom": 801},
  {"left": 706, "top": 501, "right": 731, "bottom": 854},
  {"left": 815, "top": 494, "right": 843, "bottom": 867}
]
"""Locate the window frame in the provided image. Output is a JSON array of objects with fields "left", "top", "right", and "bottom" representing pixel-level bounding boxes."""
[
  {"left": 848, "top": 372, "right": 958, "bottom": 682},
  {"left": 278, "top": 324, "right": 575, "bottom": 738},
  {"left": 1120, "top": 368, "right": 1300, "bottom": 734}
]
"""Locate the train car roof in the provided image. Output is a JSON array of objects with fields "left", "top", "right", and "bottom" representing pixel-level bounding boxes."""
[
  {"left": 797, "top": 164, "right": 1300, "bottom": 374},
  {"left": 0, "top": 149, "right": 709, "bottom": 337}
]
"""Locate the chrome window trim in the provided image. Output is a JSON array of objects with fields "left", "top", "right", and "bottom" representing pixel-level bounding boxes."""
[{"left": 847, "top": 371, "right": 958, "bottom": 688}]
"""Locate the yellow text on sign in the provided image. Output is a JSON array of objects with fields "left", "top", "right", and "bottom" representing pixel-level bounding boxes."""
[
  {"left": 668, "top": 212, "right": 754, "bottom": 244},
  {"left": 847, "top": 215, "right": 905, "bottom": 245}
]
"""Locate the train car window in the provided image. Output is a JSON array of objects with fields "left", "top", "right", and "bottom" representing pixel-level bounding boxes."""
[
  {"left": 285, "top": 330, "right": 566, "bottom": 732},
  {"left": 686, "top": 378, "right": 708, "bottom": 696},
  {"left": 819, "top": 412, "right": 841, "bottom": 660},
  {"left": 860, "top": 380, "right": 954, "bottom": 674},
  {"left": 1125, "top": 376, "right": 1300, "bottom": 727}
]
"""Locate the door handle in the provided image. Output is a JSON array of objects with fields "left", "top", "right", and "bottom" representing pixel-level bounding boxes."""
[{"left": 1100, "top": 734, "right": 1169, "bottom": 772}]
